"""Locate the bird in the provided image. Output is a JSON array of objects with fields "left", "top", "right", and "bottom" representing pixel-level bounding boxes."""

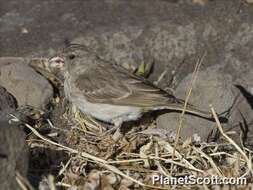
[{"left": 49, "top": 44, "right": 214, "bottom": 129}]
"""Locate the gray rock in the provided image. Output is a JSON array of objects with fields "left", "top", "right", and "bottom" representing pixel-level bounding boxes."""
[
  {"left": 0, "top": 86, "right": 28, "bottom": 190},
  {"left": 156, "top": 65, "right": 234, "bottom": 142},
  {"left": 223, "top": 76, "right": 253, "bottom": 147},
  {"left": 1, "top": 0, "right": 253, "bottom": 84},
  {"left": 0, "top": 61, "right": 53, "bottom": 108},
  {"left": 70, "top": 22, "right": 198, "bottom": 89},
  {"left": 0, "top": 86, "right": 17, "bottom": 116},
  {"left": 1, "top": 0, "right": 253, "bottom": 145},
  {"left": 0, "top": 120, "right": 28, "bottom": 190},
  {"left": 70, "top": 21, "right": 198, "bottom": 89}
]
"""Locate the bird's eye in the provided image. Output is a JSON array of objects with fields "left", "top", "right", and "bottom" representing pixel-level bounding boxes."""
[{"left": 68, "top": 53, "right": 76, "bottom": 60}]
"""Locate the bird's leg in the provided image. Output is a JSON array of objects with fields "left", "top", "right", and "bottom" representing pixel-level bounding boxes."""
[
  {"left": 112, "top": 120, "right": 123, "bottom": 141},
  {"left": 101, "top": 119, "right": 123, "bottom": 141},
  {"left": 71, "top": 104, "right": 78, "bottom": 117}
]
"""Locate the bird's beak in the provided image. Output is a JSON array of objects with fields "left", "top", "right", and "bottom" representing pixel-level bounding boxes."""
[{"left": 49, "top": 56, "right": 65, "bottom": 71}]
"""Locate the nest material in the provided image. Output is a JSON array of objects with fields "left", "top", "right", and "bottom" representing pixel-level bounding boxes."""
[{"left": 13, "top": 56, "right": 253, "bottom": 190}]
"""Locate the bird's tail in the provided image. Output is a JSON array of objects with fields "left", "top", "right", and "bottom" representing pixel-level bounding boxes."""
[
  {"left": 152, "top": 98, "right": 214, "bottom": 120},
  {"left": 160, "top": 98, "right": 228, "bottom": 122}
]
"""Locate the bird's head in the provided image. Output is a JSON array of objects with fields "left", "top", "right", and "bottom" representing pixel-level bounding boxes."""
[
  {"left": 48, "top": 56, "right": 65, "bottom": 72},
  {"left": 48, "top": 43, "right": 94, "bottom": 76}
]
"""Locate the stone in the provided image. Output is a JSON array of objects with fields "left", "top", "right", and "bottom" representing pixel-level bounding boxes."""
[
  {"left": 70, "top": 23, "right": 198, "bottom": 89},
  {"left": 224, "top": 74, "right": 253, "bottom": 147},
  {"left": 156, "top": 65, "right": 234, "bottom": 142},
  {"left": 1, "top": 0, "right": 253, "bottom": 86},
  {"left": 1, "top": 0, "right": 253, "bottom": 145},
  {"left": 0, "top": 61, "right": 53, "bottom": 109},
  {"left": 0, "top": 120, "right": 28, "bottom": 190},
  {"left": 0, "top": 86, "right": 17, "bottom": 117},
  {"left": 0, "top": 86, "right": 28, "bottom": 190}
]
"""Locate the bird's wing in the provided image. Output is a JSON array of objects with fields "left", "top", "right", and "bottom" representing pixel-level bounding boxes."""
[{"left": 72, "top": 62, "right": 179, "bottom": 108}]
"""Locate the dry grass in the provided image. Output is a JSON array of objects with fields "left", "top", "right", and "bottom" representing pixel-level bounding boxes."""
[{"left": 12, "top": 56, "right": 253, "bottom": 190}]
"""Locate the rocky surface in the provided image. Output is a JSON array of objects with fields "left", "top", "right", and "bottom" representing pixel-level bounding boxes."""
[
  {"left": 156, "top": 65, "right": 235, "bottom": 142},
  {"left": 0, "top": 1, "right": 252, "bottom": 77},
  {"left": 0, "top": 86, "right": 28, "bottom": 190},
  {"left": 0, "top": 61, "right": 53, "bottom": 109},
  {"left": 156, "top": 63, "right": 253, "bottom": 144},
  {"left": 1, "top": 0, "right": 253, "bottom": 143},
  {"left": 1, "top": 1, "right": 253, "bottom": 189},
  {"left": 0, "top": 86, "right": 17, "bottom": 117},
  {"left": 0, "top": 121, "right": 28, "bottom": 190},
  {"left": 226, "top": 84, "right": 253, "bottom": 146}
]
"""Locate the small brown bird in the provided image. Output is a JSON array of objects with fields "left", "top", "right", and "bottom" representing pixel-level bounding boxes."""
[{"left": 49, "top": 44, "right": 213, "bottom": 128}]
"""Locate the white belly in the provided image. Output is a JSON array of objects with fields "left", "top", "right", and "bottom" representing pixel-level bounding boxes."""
[
  {"left": 72, "top": 96, "right": 142, "bottom": 125},
  {"left": 64, "top": 76, "right": 142, "bottom": 125}
]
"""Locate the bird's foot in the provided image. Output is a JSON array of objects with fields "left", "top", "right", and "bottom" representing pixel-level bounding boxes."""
[
  {"left": 112, "top": 127, "right": 123, "bottom": 142},
  {"left": 99, "top": 126, "right": 122, "bottom": 141},
  {"left": 100, "top": 120, "right": 123, "bottom": 141}
]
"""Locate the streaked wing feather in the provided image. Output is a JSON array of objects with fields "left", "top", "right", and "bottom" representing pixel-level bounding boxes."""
[{"left": 74, "top": 62, "right": 178, "bottom": 108}]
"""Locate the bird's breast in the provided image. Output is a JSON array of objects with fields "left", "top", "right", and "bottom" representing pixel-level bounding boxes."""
[{"left": 64, "top": 77, "right": 142, "bottom": 124}]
